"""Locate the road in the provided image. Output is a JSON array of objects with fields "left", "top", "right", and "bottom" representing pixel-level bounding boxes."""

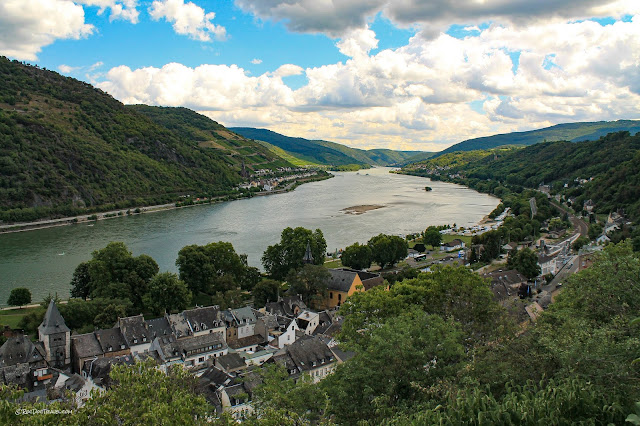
[{"left": 542, "top": 254, "right": 579, "bottom": 293}]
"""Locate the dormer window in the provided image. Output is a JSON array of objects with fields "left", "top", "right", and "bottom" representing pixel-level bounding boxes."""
[
  {"left": 120, "top": 344, "right": 125, "bottom": 349},
  {"left": 142, "top": 337, "right": 147, "bottom": 342},
  {"left": 133, "top": 339, "right": 138, "bottom": 344},
  {"left": 108, "top": 346, "right": 113, "bottom": 352}
]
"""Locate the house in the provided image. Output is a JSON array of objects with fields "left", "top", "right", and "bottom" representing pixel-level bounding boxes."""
[
  {"left": 296, "top": 310, "right": 320, "bottom": 335},
  {"left": 440, "top": 239, "right": 465, "bottom": 252},
  {"left": 38, "top": 300, "right": 71, "bottom": 368},
  {"left": 94, "top": 328, "right": 130, "bottom": 359},
  {"left": 272, "top": 316, "right": 300, "bottom": 348},
  {"left": 179, "top": 333, "right": 228, "bottom": 371},
  {"left": 82, "top": 354, "right": 135, "bottom": 387},
  {"left": 117, "top": 315, "right": 150, "bottom": 355},
  {"left": 53, "top": 372, "right": 102, "bottom": 406},
  {"left": 214, "top": 353, "right": 247, "bottom": 374},
  {"left": 481, "top": 270, "right": 528, "bottom": 303},
  {"left": 183, "top": 306, "right": 226, "bottom": 340},
  {"left": 323, "top": 268, "right": 383, "bottom": 309},
  {"left": 71, "top": 332, "right": 104, "bottom": 374},
  {"left": 166, "top": 312, "right": 193, "bottom": 339},
  {"left": 538, "top": 253, "right": 558, "bottom": 276},
  {"left": 264, "top": 296, "right": 307, "bottom": 318},
  {"left": 197, "top": 367, "right": 262, "bottom": 421},
  {"left": 583, "top": 199, "right": 595, "bottom": 212},
  {"left": 596, "top": 234, "right": 611, "bottom": 245},
  {"left": 145, "top": 317, "right": 174, "bottom": 342},
  {"left": 231, "top": 307, "right": 257, "bottom": 340},
  {"left": 282, "top": 335, "right": 338, "bottom": 384},
  {"left": 227, "top": 335, "right": 265, "bottom": 353},
  {"left": 0, "top": 333, "right": 49, "bottom": 391}
]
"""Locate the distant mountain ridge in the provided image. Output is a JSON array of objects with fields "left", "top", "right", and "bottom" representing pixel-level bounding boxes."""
[
  {"left": 230, "top": 127, "right": 430, "bottom": 167},
  {"left": 436, "top": 120, "right": 640, "bottom": 156}
]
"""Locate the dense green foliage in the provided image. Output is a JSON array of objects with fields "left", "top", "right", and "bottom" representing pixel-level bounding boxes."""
[
  {"left": 436, "top": 119, "right": 640, "bottom": 155},
  {"left": 262, "top": 227, "right": 327, "bottom": 280},
  {"left": 367, "top": 234, "right": 408, "bottom": 269},
  {"left": 6, "top": 288, "right": 31, "bottom": 307},
  {"left": 340, "top": 242, "right": 373, "bottom": 270},
  {"left": 422, "top": 227, "right": 442, "bottom": 249},
  {"left": 0, "top": 57, "right": 294, "bottom": 223},
  {"left": 143, "top": 272, "right": 192, "bottom": 316},
  {"left": 231, "top": 127, "right": 427, "bottom": 167},
  {"left": 286, "top": 264, "right": 330, "bottom": 308},
  {"left": 506, "top": 247, "right": 541, "bottom": 279}
]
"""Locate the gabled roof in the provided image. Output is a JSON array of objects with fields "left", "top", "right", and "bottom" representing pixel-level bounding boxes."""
[
  {"left": 166, "top": 313, "right": 192, "bottom": 338},
  {"left": 38, "top": 300, "right": 70, "bottom": 335},
  {"left": 145, "top": 317, "right": 173, "bottom": 341},
  {"left": 327, "top": 269, "right": 359, "bottom": 292},
  {"left": 183, "top": 306, "right": 224, "bottom": 332},
  {"left": 265, "top": 296, "right": 307, "bottom": 317},
  {"left": 215, "top": 353, "right": 246, "bottom": 372},
  {"left": 94, "top": 328, "right": 128, "bottom": 354},
  {"left": 285, "top": 335, "right": 335, "bottom": 372},
  {"left": 227, "top": 334, "right": 265, "bottom": 350},
  {"left": 71, "top": 333, "right": 104, "bottom": 359},
  {"left": 0, "top": 334, "right": 45, "bottom": 368},
  {"left": 178, "top": 332, "right": 227, "bottom": 353},
  {"left": 83, "top": 354, "right": 134, "bottom": 384},
  {"left": 231, "top": 307, "right": 257, "bottom": 326},
  {"left": 118, "top": 315, "right": 148, "bottom": 347}
]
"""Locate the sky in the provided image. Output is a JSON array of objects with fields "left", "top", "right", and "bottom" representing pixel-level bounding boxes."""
[{"left": 1, "top": 1, "right": 640, "bottom": 151}]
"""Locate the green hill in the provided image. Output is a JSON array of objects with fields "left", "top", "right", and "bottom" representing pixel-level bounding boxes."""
[
  {"left": 436, "top": 120, "right": 640, "bottom": 156},
  {"left": 403, "top": 131, "right": 640, "bottom": 221},
  {"left": 230, "top": 127, "right": 430, "bottom": 167},
  {"left": 0, "top": 57, "right": 290, "bottom": 223}
]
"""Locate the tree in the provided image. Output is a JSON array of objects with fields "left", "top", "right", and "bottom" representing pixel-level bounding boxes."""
[
  {"left": 367, "top": 234, "right": 408, "bottom": 269},
  {"left": 176, "top": 241, "right": 251, "bottom": 295},
  {"left": 423, "top": 229, "right": 442, "bottom": 249},
  {"left": 507, "top": 248, "right": 541, "bottom": 279},
  {"left": 588, "top": 222, "right": 603, "bottom": 240},
  {"left": 144, "top": 272, "right": 192, "bottom": 316},
  {"left": 72, "top": 242, "right": 159, "bottom": 310},
  {"left": 323, "top": 310, "right": 465, "bottom": 424},
  {"left": 573, "top": 236, "right": 590, "bottom": 252},
  {"left": 252, "top": 279, "right": 282, "bottom": 307},
  {"left": 341, "top": 242, "right": 372, "bottom": 270},
  {"left": 7, "top": 288, "right": 31, "bottom": 308},
  {"left": 286, "top": 264, "right": 330, "bottom": 307},
  {"left": 262, "top": 227, "right": 327, "bottom": 280}
]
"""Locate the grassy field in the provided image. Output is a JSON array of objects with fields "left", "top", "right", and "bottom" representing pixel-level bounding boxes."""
[
  {"left": 324, "top": 258, "right": 343, "bottom": 269},
  {"left": 0, "top": 306, "right": 41, "bottom": 329}
]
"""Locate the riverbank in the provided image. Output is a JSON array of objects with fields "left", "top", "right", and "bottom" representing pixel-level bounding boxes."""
[{"left": 0, "top": 173, "right": 333, "bottom": 234}]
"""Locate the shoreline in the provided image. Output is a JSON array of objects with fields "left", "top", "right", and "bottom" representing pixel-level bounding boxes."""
[{"left": 0, "top": 174, "right": 332, "bottom": 235}]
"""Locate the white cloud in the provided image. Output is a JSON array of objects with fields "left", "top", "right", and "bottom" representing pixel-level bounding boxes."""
[
  {"left": 98, "top": 16, "right": 640, "bottom": 150},
  {"left": 149, "top": 0, "right": 226, "bottom": 42},
  {"left": 58, "top": 64, "right": 80, "bottom": 73},
  {"left": 235, "top": 0, "right": 640, "bottom": 37},
  {"left": 76, "top": 0, "right": 139, "bottom": 23},
  {"left": 88, "top": 61, "right": 104, "bottom": 71},
  {"left": 0, "top": 0, "right": 94, "bottom": 61},
  {"left": 251, "top": 58, "right": 263, "bottom": 64}
]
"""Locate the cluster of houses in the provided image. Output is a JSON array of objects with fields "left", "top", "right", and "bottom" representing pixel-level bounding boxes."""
[
  {"left": 0, "top": 267, "right": 384, "bottom": 419},
  {"left": 238, "top": 170, "right": 317, "bottom": 192}
]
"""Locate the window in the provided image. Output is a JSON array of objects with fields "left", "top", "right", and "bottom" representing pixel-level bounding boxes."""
[{"left": 329, "top": 292, "right": 333, "bottom": 299}]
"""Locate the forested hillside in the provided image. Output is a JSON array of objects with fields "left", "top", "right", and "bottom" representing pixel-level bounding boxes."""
[
  {"left": 0, "top": 57, "right": 289, "bottom": 223},
  {"left": 437, "top": 119, "right": 640, "bottom": 156},
  {"left": 402, "top": 131, "right": 640, "bottom": 221}
]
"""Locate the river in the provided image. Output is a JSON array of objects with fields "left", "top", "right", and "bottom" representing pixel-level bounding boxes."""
[{"left": 0, "top": 168, "right": 499, "bottom": 305}]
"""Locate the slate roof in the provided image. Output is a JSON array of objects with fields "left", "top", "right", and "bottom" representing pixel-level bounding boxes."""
[
  {"left": 327, "top": 269, "right": 359, "bottom": 292},
  {"left": 0, "top": 334, "right": 45, "bottom": 368},
  {"left": 183, "top": 306, "right": 224, "bottom": 333},
  {"left": 538, "top": 253, "right": 557, "bottom": 265},
  {"left": 83, "top": 355, "right": 134, "bottom": 385},
  {"left": 228, "top": 334, "right": 265, "bottom": 350},
  {"left": 1, "top": 363, "right": 31, "bottom": 388},
  {"left": 167, "top": 313, "right": 192, "bottom": 339},
  {"left": 257, "top": 314, "right": 279, "bottom": 331},
  {"left": 231, "top": 307, "right": 257, "bottom": 326},
  {"left": 215, "top": 353, "right": 246, "bottom": 372},
  {"left": 271, "top": 352, "right": 299, "bottom": 377},
  {"left": 178, "top": 333, "right": 226, "bottom": 353},
  {"left": 118, "top": 315, "right": 149, "bottom": 347},
  {"left": 71, "top": 332, "right": 104, "bottom": 359},
  {"left": 39, "top": 300, "right": 70, "bottom": 335},
  {"left": 145, "top": 317, "right": 173, "bottom": 342},
  {"left": 94, "top": 328, "right": 128, "bottom": 354},
  {"left": 443, "top": 239, "right": 464, "bottom": 248},
  {"left": 482, "top": 270, "right": 527, "bottom": 301},
  {"left": 265, "top": 296, "right": 307, "bottom": 317},
  {"left": 285, "top": 335, "right": 335, "bottom": 372}
]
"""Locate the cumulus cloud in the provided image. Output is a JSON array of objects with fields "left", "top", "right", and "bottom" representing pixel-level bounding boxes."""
[
  {"left": 98, "top": 16, "right": 640, "bottom": 150},
  {"left": 149, "top": 0, "right": 226, "bottom": 42},
  {"left": 251, "top": 58, "right": 263, "bottom": 64},
  {"left": 77, "top": 0, "right": 139, "bottom": 23},
  {"left": 58, "top": 64, "right": 80, "bottom": 73},
  {"left": 0, "top": 0, "right": 94, "bottom": 61},
  {"left": 235, "top": 0, "right": 640, "bottom": 36}
]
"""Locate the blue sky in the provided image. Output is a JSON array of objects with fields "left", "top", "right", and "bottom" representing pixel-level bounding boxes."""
[{"left": 1, "top": 0, "right": 639, "bottom": 151}]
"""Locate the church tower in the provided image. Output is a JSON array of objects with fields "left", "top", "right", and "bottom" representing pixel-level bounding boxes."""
[
  {"left": 38, "top": 300, "right": 71, "bottom": 368},
  {"left": 303, "top": 241, "right": 314, "bottom": 264}
]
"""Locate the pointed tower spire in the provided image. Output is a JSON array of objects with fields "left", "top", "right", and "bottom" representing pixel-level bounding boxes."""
[
  {"left": 303, "top": 241, "right": 314, "bottom": 264},
  {"left": 39, "top": 299, "right": 70, "bottom": 335},
  {"left": 38, "top": 300, "right": 71, "bottom": 367}
]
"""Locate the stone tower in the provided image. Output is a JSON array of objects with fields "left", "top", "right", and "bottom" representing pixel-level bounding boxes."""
[{"left": 38, "top": 300, "right": 71, "bottom": 368}]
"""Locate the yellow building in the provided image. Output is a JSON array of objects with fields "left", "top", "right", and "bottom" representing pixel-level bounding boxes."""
[{"left": 324, "top": 268, "right": 384, "bottom": 309}]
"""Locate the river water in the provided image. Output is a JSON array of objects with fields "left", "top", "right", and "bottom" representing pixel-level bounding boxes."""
[{"left": 0, "top": 168, "right": 498, "bottom": 305}]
